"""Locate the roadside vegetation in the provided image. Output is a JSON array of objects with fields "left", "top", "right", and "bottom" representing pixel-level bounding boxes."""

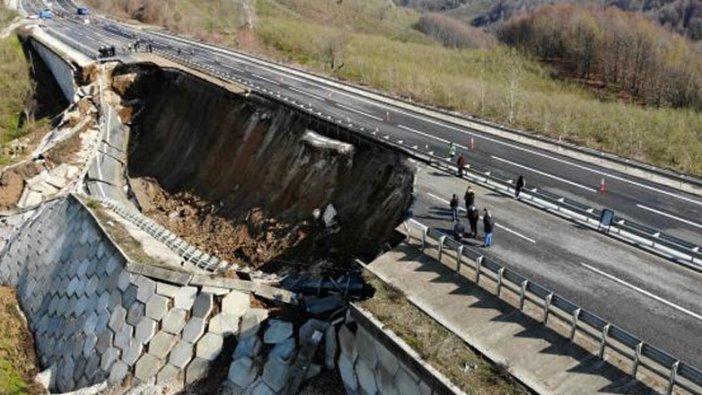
[
  {"left": 0, "top": 286, "right": 41, "bottom": 395},
  {"left": 359, "top": 271, "right": 528, "bottom": 394},
  {"left": 83, "top": 0, "right": 702, "bottom": 175},
  {"left": 0, "top": 6, "right": 50, "bottom": 167}
]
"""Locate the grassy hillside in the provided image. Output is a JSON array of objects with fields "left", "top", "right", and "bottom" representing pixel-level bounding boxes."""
[{"left": 85, "top": 0, "right": 702, "bottom": 175}]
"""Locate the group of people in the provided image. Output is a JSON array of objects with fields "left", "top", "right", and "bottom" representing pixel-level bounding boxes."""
[{"left": 450, "top": 186, "right": 494, "bottom": 247}]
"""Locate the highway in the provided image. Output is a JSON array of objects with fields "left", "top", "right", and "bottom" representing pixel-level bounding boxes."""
[
  {"left": 20, "top": 0, "right": 702, "bottom": 374},
  {"left": 24, "top": 0, "right": 702, "bottom": 251}
]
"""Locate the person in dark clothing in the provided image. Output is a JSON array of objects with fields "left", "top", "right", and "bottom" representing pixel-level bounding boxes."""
[
  {"left": 456, "top": 153, "right": 466, "bottom": 177},
  {"left": 453, "top": 221, "right": 466, "bottom": 241},
  {"left": 464, "top": 186, "right": 475, "bottom": 209},
  {"left": 482, "top": 209, "right": 494, "bottom": 247},
  {"left": 467, "top": 205, "right": 479, "bottom": 238},
  {"left": 515, "top": 175, "right": 525, "bottom": 198},
  {"left": 450, "top": 194, "right": 459, "bottom": 222}
]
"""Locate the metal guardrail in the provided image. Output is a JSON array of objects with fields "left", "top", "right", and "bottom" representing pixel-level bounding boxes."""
[{"left": 403, "top": 218, "right": 702, "bottom": 395}]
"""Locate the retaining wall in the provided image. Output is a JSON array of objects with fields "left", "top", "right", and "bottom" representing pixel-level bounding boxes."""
[
  {"left": 29, "top": 37, "right": 77, "bottom": 101},
  {"left": 338, "top": 304, "right": 464, "bottom": 395},
  {"left": 0, "top": 195, "right": 267, "bottom": 392}
]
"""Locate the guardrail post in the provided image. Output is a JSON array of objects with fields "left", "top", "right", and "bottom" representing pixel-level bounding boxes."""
[
  {"left": 570, "top": 308, "right": 581, "bottom": 341},
  {"left": 475, "top": 256, "right": 483, "bottom": 283},
  {"left": 599, "top": 324, "right": 610, "bottom": 359},
  {"left": 456, "top": 245, "right": 463, "bottom": 272},
  {"left": 496, "top": 268, "right": 505, "bottom": 297},
  {"left": 519, "top": 280, "right": 528, "bottom": 310},
  {"left": 544, "top": 293, "right": 554, "bottom": 324},
  {"left": 631, "top": 342, "right": 643, "bottom": 378},
  {"left": 666, "top": 361, "right": 679, "bottom": 395},
  {"left": 437, "top": 236, "right": 446, "bottom": 261}
]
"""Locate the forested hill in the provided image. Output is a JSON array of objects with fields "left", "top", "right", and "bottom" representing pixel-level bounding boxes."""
[{"left": 396, "top": 0, "right": 702, "bottom": 40}]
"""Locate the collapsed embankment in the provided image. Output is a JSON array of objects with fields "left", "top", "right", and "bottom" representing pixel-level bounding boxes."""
[{"left": 118, "top": 64, "right": 414, "bottom": 271}]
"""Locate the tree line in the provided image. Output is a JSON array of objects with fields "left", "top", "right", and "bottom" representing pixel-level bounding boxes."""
[{"left": 498, "top": 4, "right": 702, "bottom": 110}]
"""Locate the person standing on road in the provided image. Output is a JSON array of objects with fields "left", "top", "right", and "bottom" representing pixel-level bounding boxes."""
[
  {"left": 467, "top": 205, "right": 479, "bottom": 238},
  {"left": 448, "top": 142, "right": 456, "bottom": 159},
  {"left": 464, "top": 186, "right": 475, "bottom": 209},
  {"left": 450, "top": 194, "right": 459, "bottom": 222},
  {"left": 456, "top": 153, "right": 466, "bottom": 177},
  {"left": 482, "top": 209, "right": 494, "bottom": 247},
  {"left": 515, "top": 175, "right": 525, "bottom": 198}
]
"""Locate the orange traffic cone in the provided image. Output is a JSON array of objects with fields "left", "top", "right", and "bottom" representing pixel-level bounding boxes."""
[{"left": 599, "top": 178, "right": 607, "bottom": 193}]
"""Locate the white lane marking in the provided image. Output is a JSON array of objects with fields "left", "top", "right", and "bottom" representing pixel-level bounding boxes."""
[
  {"left": 289, "top": 86, "right": 325, "bottom": 101},
  {"left": 398, "top": 124, "right": 473, "bottom": 152},
  {"left": 580, "top": 263, "right": 702, "bottom": 322},
  {"left": 426, "top": 192, "right": 536, "bottom": 244},
  {"left": 636, "top": 204, "right": 702, "bottom": 230},
  {"left": 251, "top": 73, "right": 280, "bottom": 85},
  {"left": 337, "top": 104, "right": 384, "bottom": 122},
  {"left": 491, "top": 156, "right": 598, "bottom": 193}
]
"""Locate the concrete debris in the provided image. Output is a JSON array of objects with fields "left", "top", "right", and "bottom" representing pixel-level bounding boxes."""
[{"left": 263, "top": 320, "right": 293, "bottom": 344}]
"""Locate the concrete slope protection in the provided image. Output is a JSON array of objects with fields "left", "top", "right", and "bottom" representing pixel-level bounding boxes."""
[{"left": 30, "top": 1, "right": 702, "bottom": 248}]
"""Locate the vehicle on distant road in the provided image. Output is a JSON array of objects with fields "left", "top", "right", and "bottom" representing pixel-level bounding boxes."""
[
  {"left": 76, "top": 7, "right": 89, "bottom": 16},
  {"left": 39, "top": 9, "right": 53, "bottom": 19}
]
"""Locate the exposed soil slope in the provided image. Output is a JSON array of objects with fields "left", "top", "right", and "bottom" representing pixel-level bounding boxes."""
[{"left": 121, "top": 65, "right": 414, "bottom": 270}]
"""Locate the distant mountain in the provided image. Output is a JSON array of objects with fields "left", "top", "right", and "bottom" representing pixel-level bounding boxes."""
[{"left": 395, "top": 0, "right": 702, "bottom": 40}]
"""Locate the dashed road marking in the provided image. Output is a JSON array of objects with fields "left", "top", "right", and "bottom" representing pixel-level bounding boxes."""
[
  {"left": 491, "top": 155, "right": 598, "bottom": 193},
  {"left": 581, "top": 262, "right": 702, "bottom": 322}
]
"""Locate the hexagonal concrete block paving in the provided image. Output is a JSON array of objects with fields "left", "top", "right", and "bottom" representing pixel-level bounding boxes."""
[
  {"left": 173, "top": 286, "right": 198, "bottom": 310},
  {"left": 162, "top": 309, "right": 187, "bottom": 335},
  {"left": 109, "top": 361, "right": 129, "bottom": 384},
  {"left": 100, "top": 347, "right": 120, "bottom": 372},
  {"left": 126, "top": 302, "right": 146, "bottom": 326},
  {"left": 169, "top": 341, "right": 194, "bottom": 369},
  {"left": 135, "top": 276, "right": 156, "bottom": 303},
  {"left": 135, "top": 318, "right": 158, "bottom": 344},
  {"left": 228, "top": 356, "right": 259, "bottom": 388},
  {"left": 108, "top": 305, "right": 127, "bottom": 332},
  {"left": 262, "top": 356, "right": 290, "bottom": 392},
  {"left": 134, "top": 353, "right": 163, "bottom": 382},
  {"left": 221, "top": 290, "right": 249, "bottom": 317},
  {"left": 196, "top": 333, "right": 223, "bottom": 361},
  {"left": 122, "top": 339, "right": 144, "bottom": 366},
  {"left": 185, "top": 357, "right": 210, "bottom": 384},
  {"left": 149, "top": 331, "right": 178, "bottom": 360},
  {"left": 182, "top": 318, "right": 207, "bottom": 343},
  {"left": 191, "top": 292, "right": 213, "bottom": 319},
  {"left": 145, "top": 294, "right": 169, "bottom": 321},
  {"left": 208, "top": 313, "right": 239, "bottom": 337},
  {"left": 156, "top": 363, "right": 181, "bottom": 385}
]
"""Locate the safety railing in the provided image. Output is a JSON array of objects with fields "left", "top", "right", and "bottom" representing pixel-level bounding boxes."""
[{"left": 403, "top": 218, "right": 702, "bottom": 395}]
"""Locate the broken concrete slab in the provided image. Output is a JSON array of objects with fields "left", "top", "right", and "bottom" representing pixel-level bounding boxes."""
[
  {"left": 148, "top": 331, "right": 177, "bottom": 360},
  {"left": 208, "top": 313, "right": 239, "bottom": 337},
  {"left": 182, "top": 318, "right": 207, "bottom": 343},
  {"left": 173, "top": 286, "right": 198, "bottom": 310},
  {"left": 161, "top": 309, "right": 187, "bottom": 335}
]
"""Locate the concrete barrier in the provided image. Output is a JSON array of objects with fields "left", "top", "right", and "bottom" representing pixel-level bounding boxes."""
[
  {"left": 338, "top": 304, "right": 465, "bottom": 395},
  {"left": 29, "top": 37, "right": 78, "bottom": 102}
]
